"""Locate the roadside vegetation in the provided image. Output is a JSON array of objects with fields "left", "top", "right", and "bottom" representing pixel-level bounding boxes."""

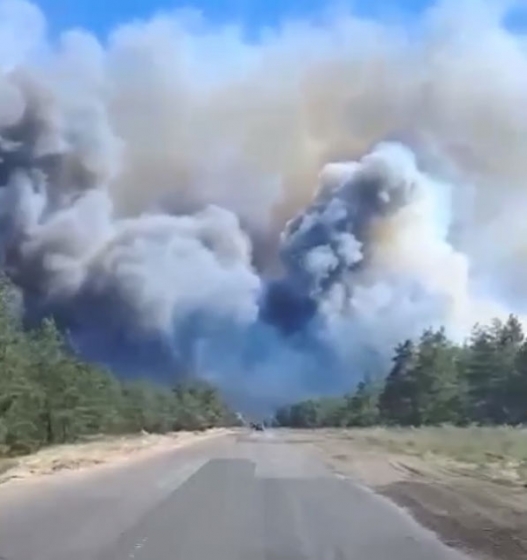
[
  {"left": 317, "top": 425, "right": 527, "bottom": 484},
  {"left": 339, "top": 425, "right": 527, "bottom": 466},
  {"left": 274, "top": 313, "right": 527, "bottom": 560},
  {"left": 0, "top": 276, "right": 237, "bottom": 458},
  {"left": 275, "top": 315, "right": 527, "bottom": 429},
  {"left": 287, "top": 426, "right": 527, "bottom": 560}
]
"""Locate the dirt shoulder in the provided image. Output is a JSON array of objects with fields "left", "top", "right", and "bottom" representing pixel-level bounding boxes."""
[
  {"left": 285, "top": 428, "right": 527, "bottom": 560},
  {"left": 0, "top": 428, "right": 230, "bottom": 484}
]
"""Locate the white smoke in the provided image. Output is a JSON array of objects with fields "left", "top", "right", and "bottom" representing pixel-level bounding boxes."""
[
  {"left": 5, "top": 177, "right": 259, "bottom": 333},
  {"left": 0, "top": 0, "right": 526, "bottom": 405},
  {"left": 301, "top": 144, "right": 510, "bottom": 353}
]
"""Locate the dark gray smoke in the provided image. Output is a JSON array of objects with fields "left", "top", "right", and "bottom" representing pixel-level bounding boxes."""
[
  {"left": 280, "top": 150, "right": 412, "bottom": 298},
  {"left": 0, "top": 0, "right": 525, "bottom": 410}
]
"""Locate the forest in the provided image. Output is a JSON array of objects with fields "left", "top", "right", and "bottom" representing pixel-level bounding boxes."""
[
  {"left": 275, "top": 315, "right": 527, "bottom": 428},
  {"left": 3, "top": 259, "right": 527, "bottom": 457},
  {"left": 0, "top": 276, "right": 237, "bottom": 456}
]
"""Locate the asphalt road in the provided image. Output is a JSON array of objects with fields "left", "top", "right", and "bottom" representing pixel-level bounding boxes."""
[{"left": 0, "top": 430, "right": 472, "bottom": 560}]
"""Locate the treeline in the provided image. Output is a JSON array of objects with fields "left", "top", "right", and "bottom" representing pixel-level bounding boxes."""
[
  {"left": 275, "top": 315, "right": 527, "bottom": 428},
  {"left": 0, "top": 277, "right": 237, "bottom": 456}
]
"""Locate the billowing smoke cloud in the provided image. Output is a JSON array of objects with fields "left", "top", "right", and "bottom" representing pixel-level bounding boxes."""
[{"left": 0, "top": 0, "right": 526, "bottom": 410}]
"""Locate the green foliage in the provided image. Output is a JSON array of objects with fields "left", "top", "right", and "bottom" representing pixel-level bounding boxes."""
[
  {"left": 378, "top": 340, "right": 416, "bottom": 425},
  {"left": 0, "top": 275, "right": 236, "bottom": 456},
  {"left": 343, "top": 376, "right": 381, "bottom": 427},
  {"left": 465, "top": 316, "right": 524, "bottom": 424},
  {"left": 275, "top": 317, "right": 527, "bottom": 429},
  {"left": 172, "top": 379, "right": 233, "bottom": 430}
]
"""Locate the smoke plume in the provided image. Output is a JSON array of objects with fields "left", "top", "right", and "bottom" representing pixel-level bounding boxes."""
[{"left": 0, "top": 0, "right": 526, "bottom": 409}]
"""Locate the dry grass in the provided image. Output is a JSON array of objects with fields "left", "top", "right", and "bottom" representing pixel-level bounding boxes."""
[
  {"left": 331, "top": 426, "right": 527, "bottom": 485},
  {"left": 0, "top": 429, "right": 228, "bottom": 483},
  {"left": 0, "top": 458, "right": 17, "bottom": 477},
  {"left": 295, "top": 427, "right": 527, "bottom": 560}
]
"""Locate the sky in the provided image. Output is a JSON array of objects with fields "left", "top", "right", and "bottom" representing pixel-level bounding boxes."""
[{"left": 34, "top": 0, "right": 435, "bottom": 37}]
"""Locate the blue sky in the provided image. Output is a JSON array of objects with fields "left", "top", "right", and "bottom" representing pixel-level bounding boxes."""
[{"left": 34, "top": 0, "right": 434, "bottom": 37}]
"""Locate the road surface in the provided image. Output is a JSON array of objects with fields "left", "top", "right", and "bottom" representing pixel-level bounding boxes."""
[{"left": 0, "top": 430, "right": 472, "bottom": 560}]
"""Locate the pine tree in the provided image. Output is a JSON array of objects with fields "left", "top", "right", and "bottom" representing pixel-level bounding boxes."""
[
  {"left": 379, "top": 339, "right": 417, "bottom": 425},
  {"left": 411, "top": 329, "right": 464, "bottom": 425},
  {"left": 466, "top": 316, "right": 524, "bottom": 424},
  {"left": 344, "top": 375, "right": 380, "bottom": 427}
]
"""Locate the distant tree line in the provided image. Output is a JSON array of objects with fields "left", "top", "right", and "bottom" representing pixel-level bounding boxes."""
[
  {"left": 0, "top": 276, "right": 238, "bottom": 456},
  {"left": 275, "top": 315, "right": 527, "bottom": 428}
]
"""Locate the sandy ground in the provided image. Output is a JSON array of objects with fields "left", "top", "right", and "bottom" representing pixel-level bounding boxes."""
[
  {"left": 0, "top": 428, "right": 230, "bottom": 484},
  {"left": 283, "top": 429, "right": 527, "bottom": 560}
]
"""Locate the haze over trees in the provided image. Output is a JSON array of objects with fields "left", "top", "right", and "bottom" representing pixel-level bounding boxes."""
[
  {"left": 0, "top": 276, "right": 237, "bottom": 456},
  {"left": 3, "top": 259, "right": 527, "bottom": 458},
  {"left": 275, "top": 316, "right": 527, "bottom": 428}
]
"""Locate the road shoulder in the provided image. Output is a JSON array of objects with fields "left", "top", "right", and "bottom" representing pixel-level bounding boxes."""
[
  {"left": 284, "top": 429, "right": 527, "bottom": 560},
  {"left": 0, "top": 428, "right": 231, "bottom": 486}
]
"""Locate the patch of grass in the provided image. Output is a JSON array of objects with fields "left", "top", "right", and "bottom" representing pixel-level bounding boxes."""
[
  {"left": 0, "top": 457, "right": 17, "bottom": 479},
  {"left": 0, "top": 429, "right": 228, "bottom": 480},
  {"left": 337, "top": 426, "right": 527, "bottom": 482}
]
